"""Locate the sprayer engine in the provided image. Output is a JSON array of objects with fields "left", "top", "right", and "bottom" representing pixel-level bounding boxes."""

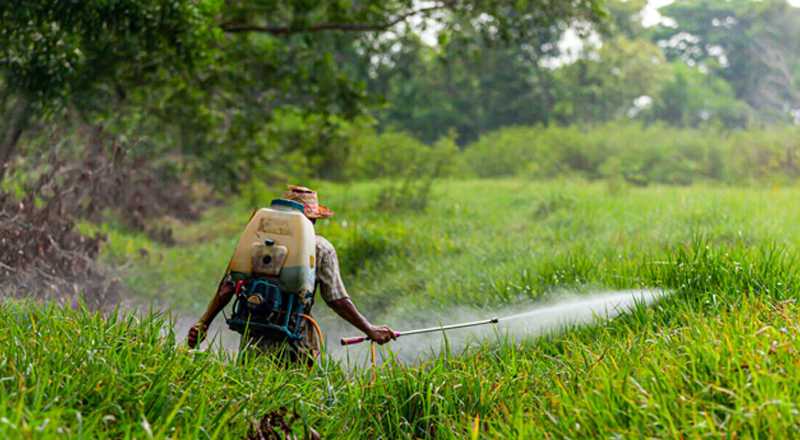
[
  {"left": 245, "top": 280, "right": 282, "bottom": 316},
  {"left": 227, "top": 278, "right": 308, "bottom": 341}
]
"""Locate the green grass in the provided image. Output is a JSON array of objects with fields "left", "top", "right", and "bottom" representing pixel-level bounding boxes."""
[
  {"left": 97, "top": 180, "right": 800, "bottom": 323},
  {"left": 5, "top": 179, "right": 800, "bottom": 438}
]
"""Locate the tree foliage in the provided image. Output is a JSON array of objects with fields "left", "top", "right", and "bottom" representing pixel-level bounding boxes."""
[
  {"left": 654, "top": 0, "right": 800, "bottom": 121},
  {"left": 367, "top": 35, "right": 558, "bottom": 145},
  {"left": 553, "top": 36, "right": 670, "bottom": 124},
  {"left": 644, "top": 62, "right": 755, "bottom": 127},
  {"left": 2, "top": 0, "right": 799, "bottom": 191},
  {"left": 0, "top": 0, "right": 220, "bottom": 106}
]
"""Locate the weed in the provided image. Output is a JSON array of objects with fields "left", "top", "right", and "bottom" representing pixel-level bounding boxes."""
[
  {"left": 532, "top": 191, "right": 577, "bottom": 220},
  {"left": 336, "top": 223, "right": 406, "bottom": 276},
  {"left": 374, "top": 172, "right": 436, "bottom": 213}
]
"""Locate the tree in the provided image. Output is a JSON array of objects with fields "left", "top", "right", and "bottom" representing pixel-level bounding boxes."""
[
  {"left": 644, "top": 62, "right": 755, "bottom": 127},
  {"left": 363, "top": 35, "right": 556, "bottom": 145},
  {"left": 552, "top": 36, "right": 670, "bottom": 124},
  {"left": 333, "top": 0, "right": 590, "bottom": 145},
  {"left": 1, "top": 0, "right": 608, "bottom": 186},
  {"left": 0, "top": 0, "right": 220, "bottom": 178},
  {"left": 654, "top": 0, "right": 800, "bottom": 121}
]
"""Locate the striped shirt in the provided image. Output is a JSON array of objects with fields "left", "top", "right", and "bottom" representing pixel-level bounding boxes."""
[{"left": 315, "top": 235, "right": 349, "bottom": 303}]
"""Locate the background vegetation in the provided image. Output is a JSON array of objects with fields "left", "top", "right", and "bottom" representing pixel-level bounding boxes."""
[{"left": 2, "top": 0, "right": 799, "bottom": 189}]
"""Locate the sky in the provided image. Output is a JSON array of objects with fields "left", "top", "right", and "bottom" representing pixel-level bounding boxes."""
[
  {"left": 641, "top": 0, "right": 676, "bottom": 27},
  {"left": 644, "top": 0, "right": 800, "bottom": 25}
]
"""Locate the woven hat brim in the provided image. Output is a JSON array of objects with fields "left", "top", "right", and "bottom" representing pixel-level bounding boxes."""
[{"left": 304, "top": 204, "right": 334, "bottom": 219}]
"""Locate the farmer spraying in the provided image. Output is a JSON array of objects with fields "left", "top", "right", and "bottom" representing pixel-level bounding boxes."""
[{"left": 187, "top": 185, "right": 396, "bottom": 364}]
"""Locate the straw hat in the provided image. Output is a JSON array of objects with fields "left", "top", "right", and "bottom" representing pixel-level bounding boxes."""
[{"left": 283, "top": 185, "right": 334, "bottom": 219}]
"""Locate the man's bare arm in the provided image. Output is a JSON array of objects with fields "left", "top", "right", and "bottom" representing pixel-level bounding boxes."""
[
  {"left": 327, "top": 297, "right": 396, "bottom": 344},
  {"left": 187, "top": 281, "right": 235, "bottom": 348}
]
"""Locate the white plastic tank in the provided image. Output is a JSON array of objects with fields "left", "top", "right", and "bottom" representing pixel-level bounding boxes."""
[{"left": 228, "top": 199, "right": 316, "bottom": 294}]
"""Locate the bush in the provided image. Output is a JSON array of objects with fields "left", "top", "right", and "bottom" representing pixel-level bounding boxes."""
[
  {"left": 1, "top": 126, "right": 205, "bottom": 308},
  {"left": 462, "top": 122, "right": 800, "bottom": 185},
  {"left": 348, "top": 130, "right": 441, "bottom": 180}
]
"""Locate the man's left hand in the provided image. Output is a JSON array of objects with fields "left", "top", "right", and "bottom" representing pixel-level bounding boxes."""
[{"left": 187, "top": 322, "right": 208, "bottom": 348}]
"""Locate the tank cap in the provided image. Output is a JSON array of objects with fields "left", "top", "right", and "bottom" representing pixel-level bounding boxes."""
[{"left": 270, "top": 198, "right": 305, "bottom": 212}]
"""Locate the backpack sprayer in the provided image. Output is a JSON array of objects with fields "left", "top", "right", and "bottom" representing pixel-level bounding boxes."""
[
  {"left": 222, "top": 199, "right": 319, "bottom": 342},
  {"left": 226, "top": 277, "right": 310, "bottom": 341},
  {"left": 340, "top": 317, "right": 499, "bottom": 346}
]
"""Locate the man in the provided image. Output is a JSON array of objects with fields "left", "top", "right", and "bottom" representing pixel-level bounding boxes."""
[{"left": 187, "top": 185, "right": 396, "bottom": 363}]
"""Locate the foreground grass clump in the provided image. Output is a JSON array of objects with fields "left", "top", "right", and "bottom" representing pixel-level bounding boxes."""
[
  {"left": 5, "top": 235, "right": 800, "bottom": 438},
  {"left": 0, "top": 300, "right": 387, "bottom": 439}
]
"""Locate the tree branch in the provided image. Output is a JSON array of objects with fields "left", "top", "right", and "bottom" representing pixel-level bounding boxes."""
[{"left": 220, "top": 5, "right": 449, "bottom": 35}]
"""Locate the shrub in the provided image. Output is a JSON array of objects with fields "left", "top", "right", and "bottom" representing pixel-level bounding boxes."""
[
  {"left": 348, "top": 130, "right": 431, "bottom": 180},
  {"left": 461, "top": 122, "right": 800, "bottom": 186},
  {"left": 1, "top": 126, "right": 205, "bottom": 308}
]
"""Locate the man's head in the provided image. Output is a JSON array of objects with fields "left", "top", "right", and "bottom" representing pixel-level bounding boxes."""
[{"left": 283, "top": 185, "right": 333, "bottom": 223}]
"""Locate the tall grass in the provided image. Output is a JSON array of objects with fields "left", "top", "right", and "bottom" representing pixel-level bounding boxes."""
[
  {"left": 97, "top": 180, "right": 800, "bottom": 321},
  {"left": 10, "top": 179, "right": 799, "bottom": 437},
  {"left": 4, "top": 227, "right": 800, "bottom": 438}
]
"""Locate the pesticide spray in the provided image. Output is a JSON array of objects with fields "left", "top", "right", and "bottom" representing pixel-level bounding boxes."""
[
  {"left": 335, "top": 289, "right": 666, "bottom": 363},
  {"left": 174, "top": 288, "right": 666, "bottom": 363}
]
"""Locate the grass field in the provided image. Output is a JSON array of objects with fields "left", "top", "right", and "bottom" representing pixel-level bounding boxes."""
[{"left": 4, "top": 179, "right": 800, "bottom": 438}]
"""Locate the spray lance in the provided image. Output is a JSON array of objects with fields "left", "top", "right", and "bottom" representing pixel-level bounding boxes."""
[
  {"left": 340, "top": 317, "right": 499, "bottom": 346},
  {"left": 340, "top": 290, "right": 665, "bottom": 346}
]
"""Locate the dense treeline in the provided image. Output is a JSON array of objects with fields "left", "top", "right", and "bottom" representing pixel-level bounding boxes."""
[
  {"left": 369, "top": 0, "right": 800, "bottom": 145},
  {"left": 2, "top": 0, "right": 799, "bottom": 193},
  {"left": 0, "top": 0, "right": 605, "bottom": 189}
]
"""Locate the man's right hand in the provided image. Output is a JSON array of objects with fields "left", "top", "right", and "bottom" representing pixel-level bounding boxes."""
[
  {"left": 187, "top": 322, "right": 208, "bottom": 349},
  {"left": 367, "top": 325, "right": 397, "bottom": 345}
]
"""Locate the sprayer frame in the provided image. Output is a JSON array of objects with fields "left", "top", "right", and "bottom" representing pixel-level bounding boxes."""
[{"left": 226, "top": 278, "right": 307, "bottom": 341}]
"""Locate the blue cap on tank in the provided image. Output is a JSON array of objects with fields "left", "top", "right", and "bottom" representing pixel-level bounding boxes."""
[{"left": 271, "top": 199, "right": 305, "bottom": 212}]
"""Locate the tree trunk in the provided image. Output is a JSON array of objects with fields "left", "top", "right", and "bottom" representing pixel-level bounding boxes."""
[
  {"left": 0, "top": 96, "right": 30, "bottom": 182},
  {"left": 521, "top": 50, "right": 554, "bottom": 122}
]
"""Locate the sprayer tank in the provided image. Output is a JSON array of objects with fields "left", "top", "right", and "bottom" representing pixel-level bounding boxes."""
[{"left": 227, "top": 200, "right": 316, "bottom": 294}]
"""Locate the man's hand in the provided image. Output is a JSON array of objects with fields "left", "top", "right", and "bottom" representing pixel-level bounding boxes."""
[
  {"left": 187, "top": 322, "right": 208, "bottom": 349},
  {"left": 367, "top": 325, "right": 397, "bottom": 345}
]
